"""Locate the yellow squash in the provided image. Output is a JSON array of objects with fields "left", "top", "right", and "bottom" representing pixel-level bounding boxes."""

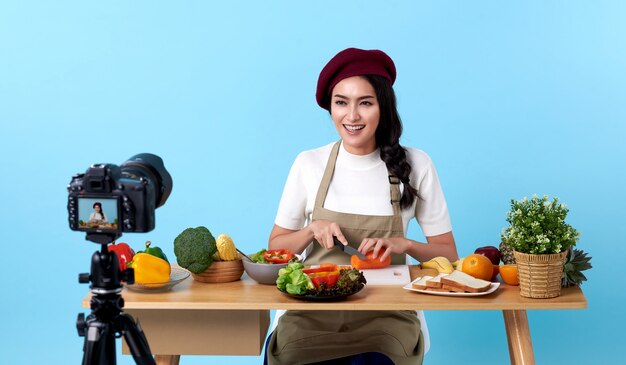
[{"left": 129, "top": 253, "right": 171, "bottom": 283}]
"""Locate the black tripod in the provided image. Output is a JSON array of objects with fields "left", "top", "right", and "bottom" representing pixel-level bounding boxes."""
[{"left": 77, "top": 233, "right": 156, "bottom": 365}]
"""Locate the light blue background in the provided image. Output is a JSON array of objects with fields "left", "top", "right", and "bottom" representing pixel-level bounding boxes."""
[{"left": 1, "top": 1, "right": 624, "bottom": 364}]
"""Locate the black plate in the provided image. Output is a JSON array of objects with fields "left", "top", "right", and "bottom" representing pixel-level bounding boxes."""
[{"left": 278, "top": 285, "right": 364, "bottom": 301}]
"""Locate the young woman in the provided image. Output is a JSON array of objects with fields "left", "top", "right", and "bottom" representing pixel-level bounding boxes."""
[
  {"left": 88, "top": 202, "right": 108, "bottom": 224},
  {"left": 266, "top": 48, "right": 459, "bottom": 365}
]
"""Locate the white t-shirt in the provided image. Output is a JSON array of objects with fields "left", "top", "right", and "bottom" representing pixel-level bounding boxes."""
[
  {"left": 89, "top": 212, "right": 108, "bottom": 223},
  {"left": 275, "top": 141, "right": 452, "bottom": 237}
]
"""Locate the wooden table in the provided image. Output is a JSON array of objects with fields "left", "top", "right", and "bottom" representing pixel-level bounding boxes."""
[{"left": 83, "top": 267, "right": 587, "bottom": 365}]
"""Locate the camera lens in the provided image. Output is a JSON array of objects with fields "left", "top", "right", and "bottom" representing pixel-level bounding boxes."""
[{"left": 120, "top": 154, "right": 173, "bottom": 207}]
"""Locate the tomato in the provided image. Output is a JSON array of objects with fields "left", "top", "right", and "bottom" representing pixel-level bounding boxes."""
[
  {"left": 263, "top": 249, "right": 294, "bottom": 264},
  {"left": 307, "top": 271, "right": 340, "bottom": 288}
]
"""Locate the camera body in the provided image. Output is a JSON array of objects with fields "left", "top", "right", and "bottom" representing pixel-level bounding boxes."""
[{"left": 67, "top": 154, "right": 172, "bottom": 240}]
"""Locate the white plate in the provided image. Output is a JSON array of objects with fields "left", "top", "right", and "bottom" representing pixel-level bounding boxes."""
[{"left": 403, "top": 277, "right": 500, "bottom": 297}]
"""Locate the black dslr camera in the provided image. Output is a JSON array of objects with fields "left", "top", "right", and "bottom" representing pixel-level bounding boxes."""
[
  {"left": 67, "top": 153, "right": 172, "bottom": 244},
  {"left": 70, "top": 153, "right": 171, "bottom": 365}
]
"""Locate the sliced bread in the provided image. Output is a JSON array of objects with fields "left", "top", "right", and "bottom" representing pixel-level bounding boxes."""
[
  {"left": 412, "top": 275, "right": 434, "bottom": 290},
  {"left": 442, "top": 284, "right": 467, "bottom": 293},
  {"left": 425, "top": 273, "right": 448, "bottom": 289},
  {"left": 440, "top": 270, "right": 492, "bottom": 293}
]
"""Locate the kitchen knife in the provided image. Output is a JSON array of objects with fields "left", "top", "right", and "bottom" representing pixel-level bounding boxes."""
[{"left": 333, "top": 237, "right": 367, "bottom": 260}]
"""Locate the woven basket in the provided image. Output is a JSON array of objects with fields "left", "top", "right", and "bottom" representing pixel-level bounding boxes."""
[
  {"left": 514, "top": 250, "right": 567, "bottom": 298},
  {"left": 191, "top": 259, "right": 244, "bottom": 283}
]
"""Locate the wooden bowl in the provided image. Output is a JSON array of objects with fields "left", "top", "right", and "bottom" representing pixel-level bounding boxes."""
[{"left": 191, "top": 259, "right": 244, "bottom": 283}]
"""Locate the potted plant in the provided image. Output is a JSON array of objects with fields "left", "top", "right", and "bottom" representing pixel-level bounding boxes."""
[{"left": 501, "top": 195, "right": 580, "bottom": 298}]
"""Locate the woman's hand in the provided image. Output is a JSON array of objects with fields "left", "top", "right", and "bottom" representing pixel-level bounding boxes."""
[
  {"left": 307, "top": 220, "right": 348, "bottom": 249},
  {"left": 358, "top": 237, "right": 411, "bottom": 262}
]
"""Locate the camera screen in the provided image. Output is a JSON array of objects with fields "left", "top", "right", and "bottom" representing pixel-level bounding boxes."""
[{"left": 77, "top": 197, "right": 119, "bottom": 231}]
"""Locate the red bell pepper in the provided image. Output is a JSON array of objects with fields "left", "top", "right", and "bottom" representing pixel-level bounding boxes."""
[
  {"left": 263, "top": 249, "right": 294, "bottom": 264},
  {"left": 350, "top": 251, "right": 391, "bottom": 270},
  {"left": 108, "top": 242, "right": 135, "bottom": 271},
  {"left": 303, "top": 264, "right": 338, "bottom": 275},
  {"left": 307, "top": 271, "right": 340, "bottom": 288}
]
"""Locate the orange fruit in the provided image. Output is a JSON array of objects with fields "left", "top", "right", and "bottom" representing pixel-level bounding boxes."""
[
  {"left": 462, "top": 254, "right": 493, "bottom": 281},
  {"left": 499, "top": 264, "right": 519, "bottom": 286},
  {"left": 491, "top": 265, "right": 500, "bottom": 282}
]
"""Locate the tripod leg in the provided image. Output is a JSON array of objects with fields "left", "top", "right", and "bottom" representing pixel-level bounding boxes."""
[
  {"left": 81, "top": 318, "right": 117, "bottom": 365},
  {"left": 118, "top": 313, "right": 156, "bottom": 365},
  {"left": 81, "top": 327, "right": 100, "bottom": 365}
]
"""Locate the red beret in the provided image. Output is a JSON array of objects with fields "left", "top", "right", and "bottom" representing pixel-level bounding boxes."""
[{"left": 316, "top": 48, "right": 396, "bottom": 110}]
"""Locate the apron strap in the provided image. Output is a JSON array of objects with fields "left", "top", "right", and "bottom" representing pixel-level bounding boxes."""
[
  {"left": 388, "top": 175, "right": 402, "bottom": 217},
  {"left": 314, "top": 140, "right": 403, "bottom": 218},
  {"left": 313, "top": 140, "right": 342, "bottom": 209}
]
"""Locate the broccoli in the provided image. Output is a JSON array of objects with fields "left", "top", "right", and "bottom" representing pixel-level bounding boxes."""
[{"left": 173, "top": 226, "right": 217, "bottom": 274}]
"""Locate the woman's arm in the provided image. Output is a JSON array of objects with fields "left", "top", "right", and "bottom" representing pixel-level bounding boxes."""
[
  {"left": 406, "top": 231, "right": 458, "bottom": 262},
  {"left": 358, "top": 231, "right": 458, "bottom": 263},
  {"left": 269, "top": 220, "right": 349, "bottom": 254}
]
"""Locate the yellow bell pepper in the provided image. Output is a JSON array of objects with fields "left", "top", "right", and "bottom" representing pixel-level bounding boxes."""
[{"left": 129, "top": 253, "right": 171, "bottom": 283}]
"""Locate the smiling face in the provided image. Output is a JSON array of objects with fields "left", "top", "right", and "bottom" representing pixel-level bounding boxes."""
[{"left": 330, "top": 76, "right": 380, "bottom": 155}]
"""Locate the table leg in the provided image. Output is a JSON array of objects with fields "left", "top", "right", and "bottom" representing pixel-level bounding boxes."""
[
  {"left": 502, "top": 310, "right": 535, "bottom": 365},
  {"left": 154, "top": 355, "right": 180, "bottom": 365}
]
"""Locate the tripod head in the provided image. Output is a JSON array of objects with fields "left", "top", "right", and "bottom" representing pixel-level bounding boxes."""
[{"left": 79, "top": 234, "right": 134, "bottom": 292}]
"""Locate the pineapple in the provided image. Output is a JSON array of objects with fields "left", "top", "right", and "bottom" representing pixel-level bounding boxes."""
[
  {"left": 499, "top": 241, "right": 516, "bottom": 264},
  {"left": 562, "top": 248, "right": 592, "bottom": 287}
]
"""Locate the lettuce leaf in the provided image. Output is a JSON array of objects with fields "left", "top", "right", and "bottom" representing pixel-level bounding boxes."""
[
  {"left": 249, "top": 249, "right": 269, "bottom": 264},
  {"left": 276, "top": 263, "right": 313, "bottom": 295}
]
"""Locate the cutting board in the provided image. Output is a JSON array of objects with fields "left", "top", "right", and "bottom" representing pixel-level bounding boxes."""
[{"left": 361, "top": 265, "right": 411, "bottom": 286}]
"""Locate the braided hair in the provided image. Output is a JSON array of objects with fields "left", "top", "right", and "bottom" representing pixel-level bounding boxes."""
[{"left": 365, "top": 74, "right": 418, "bottom": 209}]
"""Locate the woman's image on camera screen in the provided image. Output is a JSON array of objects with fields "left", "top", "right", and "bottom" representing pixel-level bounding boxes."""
[{"left": 78, "top": 198, "right": 118, "bottom": 230}]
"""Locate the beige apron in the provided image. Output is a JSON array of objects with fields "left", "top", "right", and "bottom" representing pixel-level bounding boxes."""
[{"left": 267, "top": 141, "right": 424, "bottom": 365}]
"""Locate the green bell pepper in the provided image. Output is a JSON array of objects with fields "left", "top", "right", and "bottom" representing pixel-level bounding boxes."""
[{"left": 139, "top": 241, "right": 169, "bottom": 263}]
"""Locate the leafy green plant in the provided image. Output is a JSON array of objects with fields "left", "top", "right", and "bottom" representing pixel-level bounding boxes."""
[{"left": 501, "top": 195, "right": 580, "bottom": 254}]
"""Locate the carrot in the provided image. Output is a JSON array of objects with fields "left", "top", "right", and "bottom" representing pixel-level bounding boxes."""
[{"left": 351, "top": 251, "right": 391, "bottom": 270}]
